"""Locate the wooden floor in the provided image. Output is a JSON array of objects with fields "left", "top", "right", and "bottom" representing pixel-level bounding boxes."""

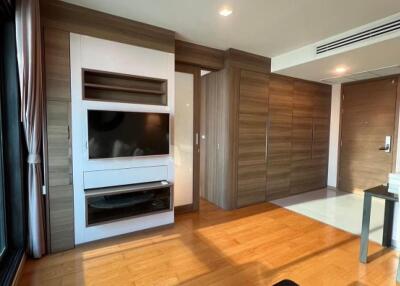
[{"left": 20, "top": 200, "right": 398, "bottom": 286}]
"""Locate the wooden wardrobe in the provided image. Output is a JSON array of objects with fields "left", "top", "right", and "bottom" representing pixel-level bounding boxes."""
[{"left": 201, "top": 53, "right": 331, "bottom": 209}]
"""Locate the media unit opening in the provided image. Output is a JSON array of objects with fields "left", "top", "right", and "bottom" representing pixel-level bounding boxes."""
[{"left": 85, "top": 181, "right": 173, "bottom": 226}]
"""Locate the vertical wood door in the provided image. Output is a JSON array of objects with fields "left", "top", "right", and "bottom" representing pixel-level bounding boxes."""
[
  {"left": 44, "top": 27, "right": 75, "bottom": 253},
  {"left": 267, "top": 75, "right": 293, "bottom": 200},
  {"left": 200, "top": 70, "right": 229, "bottom": 208},
  {"left": 290, "top": 81, "right": 331, "bottom": 194},
  {"left": 237, "top": 70, "right": 269, "bottom": 207},
  {"left": 339, "top": 78, "right": 398, "bottom": 193}
]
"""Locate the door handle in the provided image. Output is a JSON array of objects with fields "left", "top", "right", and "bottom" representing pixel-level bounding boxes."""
[
  {"left": 379, "top": 145, "right": 390, "bottom": 151},
  {"left": 379, "top": 136, "right": 391, "bottom": 153}
]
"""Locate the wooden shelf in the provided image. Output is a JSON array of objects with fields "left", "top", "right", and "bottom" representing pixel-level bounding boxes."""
[
  {"left": 84, "top": 83, "right": 164, "bottom": 95},
  {"left": 82, "top": 69, "right": 168, "bottom": 105}
]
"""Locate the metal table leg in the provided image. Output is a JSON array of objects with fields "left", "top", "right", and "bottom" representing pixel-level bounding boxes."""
[
  {"left": 382, "top": 200, "right": 394, "bottom": 247},
  {"left": 359, "top": 193, "right": 372, "bottom": 263},
  {"left": 397, "top": 259, "right": 400, "bottom": 283}
]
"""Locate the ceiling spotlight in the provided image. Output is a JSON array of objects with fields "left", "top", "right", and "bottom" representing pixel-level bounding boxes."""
[
  {"left": 335, "top": 66, "right": 348, "bottom": 74},
  {"left": 219, "top": 8, "right": 233, "bottom": 16}
]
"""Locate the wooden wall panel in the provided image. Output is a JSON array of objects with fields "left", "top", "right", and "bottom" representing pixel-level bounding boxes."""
[
  {"left": 312, "top": 85, "right": 331, "bottom": 191},
  {"left": 293, "top": 80, "right": 314, "bottom": 117},
  {"left": 44, "top": 27, "right": 74, "bottom": 253},
  {"left": 44, "top": 27, "right": 71, "bottom": 102},
  {"left": 237, "top": 71, "right": 268, "bottom": 207},
  {"left": 225, "top": 49, "right": 271, "bottom": 74},
  {"left": 312, "top": 118, "right": 330, "bottom": 159},
  {"left": 175, "top": 40, "right": 224, "bottom": 70},
  {"left": 267, "top": 75, "right": 293, "bottom": 200},
  {"left": 313, "top": 85, "right": 331, "bottom": 118},
  {"left": 40, "top": 0, "right": 175, "bottom": 53},
  {"left": 291, "top": 117, "right": 313, "bottom": 161}
]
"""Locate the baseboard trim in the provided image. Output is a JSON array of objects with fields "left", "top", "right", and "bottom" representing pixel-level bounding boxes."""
[
  {"left": 327, "top": 185, "right": 338, "bottom": 191},
  {"left": 174, "top": 204, "right": 195, "bottom": 214},
  {"left": 12, "top": 252, "right": 26, "bottom": 286}
]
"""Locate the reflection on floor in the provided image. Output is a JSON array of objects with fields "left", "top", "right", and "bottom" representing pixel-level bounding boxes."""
[
  {"left": 272, "top": 188, "right": 385, "bottom": 244},
  {"left": 20, "top": 199, "right": 396, "bottom": 286}
]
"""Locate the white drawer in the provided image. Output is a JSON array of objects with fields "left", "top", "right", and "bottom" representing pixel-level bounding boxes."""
[{"left": 84, "top": 165, "right": 168, "bottom": 189}]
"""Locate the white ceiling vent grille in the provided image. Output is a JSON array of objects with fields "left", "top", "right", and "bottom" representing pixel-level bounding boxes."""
[{"left": 316, "top": 18, "right": 400, "bottom": 54}]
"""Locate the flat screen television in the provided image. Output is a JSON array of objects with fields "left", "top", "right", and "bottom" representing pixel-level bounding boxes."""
[{"left": 88, "top": 110, "right": 169, "bottom": 159}]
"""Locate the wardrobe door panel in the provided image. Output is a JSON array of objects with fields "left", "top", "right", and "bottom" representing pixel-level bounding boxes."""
[
  {"left": 291, "top": 159, "right": 320, "bottom": 194},
  {"left": 290, "top": 80, "right": 331, "bottom": 195},
  {"left": 312, "top": 118, "right": 330, "bottom": 159},
  {"left": 267, "top": 75, "right": 293, "bottom": 200},
  {"left": 293, "top": 81, "right": 314, "bottom": 117},
  {"left": 313, "top": 85, "right": 331, "bottom": 118},
  {"left": 237, "top": 70, "right": 268, "bottom": 207},
  {"left": 44, "top": 28, "right": 74, "bottom": 253},
  {"left": 292, "top": 117, "right": 312, "bottom": 161}
]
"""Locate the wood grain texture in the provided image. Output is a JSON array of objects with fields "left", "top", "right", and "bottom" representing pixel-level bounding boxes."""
[
  {"left": 43, "top": 27, "right": 71, "bottom": 102},
  {"left": 291, "top": 79, "right": 331, "bottom": 195},
  {"left": 46, "top": 100, "right": 74, "bottom": 253},
  {"left": 225, "top": 49, "right": 271, "bottom": 74},
  {"left": 339, "top": 77, "right": 398, "bottom": 193},
  {"left": 267, "top": 74, "right": 331, "bottom": 198},
  {"left": 83, "top": 69, "right": 168, "bottom": 105},
  {"left": 267, "top": 75, "right": 293, "bottom": 200},
  {"left": 40, "top": 0, "right": 175, "bottom": 53},
  {"left": 43, "top": 27, "right": 74, "bottom": 253},
  {"left": 20, "top": 199, "right": 397, "bottom": 286},
  {"left": 175, "top": 40, "right": 225, "bottom": 71},
  {"left": 200, "top": 71, "right": 229, "bottom": 209},
  {"left": 237, "top": 70, "right": 268, "bottom": 207}
]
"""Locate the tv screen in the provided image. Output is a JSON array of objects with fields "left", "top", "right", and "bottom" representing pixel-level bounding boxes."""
[{"left": 88, "top": 110, "right": 169, "bottom": 159}]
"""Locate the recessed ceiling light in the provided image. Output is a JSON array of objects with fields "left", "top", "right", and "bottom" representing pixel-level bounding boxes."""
[
  {"left": 335, "top": 66, "right": 348, "bottom": 74},
  {"left": 219, "top": 8, "right": 233, "bottom": 17}
]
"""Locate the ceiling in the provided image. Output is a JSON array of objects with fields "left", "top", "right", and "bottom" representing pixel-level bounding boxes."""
[
  {"left": 276, "top": 37, "right": 400, "bottom": 83},
  {"left": 63, "top": 0, "right": 400, "bottom": 57}
]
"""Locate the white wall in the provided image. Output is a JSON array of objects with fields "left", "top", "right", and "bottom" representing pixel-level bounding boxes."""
[{"left": 327, "top": 84, "right": 341, "bottom": 188}]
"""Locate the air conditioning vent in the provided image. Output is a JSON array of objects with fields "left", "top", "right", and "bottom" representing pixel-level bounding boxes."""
[{"left": 316, "top": 18, "right": 400, "bottom": 54}]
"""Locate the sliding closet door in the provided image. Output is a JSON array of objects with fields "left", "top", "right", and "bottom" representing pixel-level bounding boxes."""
[
  {"left": 290, "top": 81, "right": 331, "bottom": 194},
  {"left": 311, "top": 86, "right": 331, "bottom": 190},
  {"left": 267, "top": 75, "right": 293, "bottom": 200},
  {"left": 290, "top": 81, "right": 313, "bottom": 194},
  {"left": 237, "top": 70, "right": 269, "bottom": 207}
]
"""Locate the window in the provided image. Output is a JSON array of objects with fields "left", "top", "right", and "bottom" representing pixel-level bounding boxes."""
[
  {"left": 0, "top": 101, "right": 6, "bottom": 260},
  {"left": 0, "top": 5, "right": 27, "bottom": 285}
]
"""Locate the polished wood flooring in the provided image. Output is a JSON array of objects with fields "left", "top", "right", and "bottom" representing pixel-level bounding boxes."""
[{"left": 19, "top": 200, "right": 398, "bottom": 286}]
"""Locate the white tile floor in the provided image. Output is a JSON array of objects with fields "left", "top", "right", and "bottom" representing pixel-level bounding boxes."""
[{"left": 272, "top": 188, "right": 385, "bottom": 244}]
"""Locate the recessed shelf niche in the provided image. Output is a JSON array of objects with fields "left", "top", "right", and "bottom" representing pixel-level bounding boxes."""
[
  {"left": 83, "top": 69, "right": 168, "bottom": 105},
  {"left": 85, "top": 181, "right": 173, "bottom": 226}
]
